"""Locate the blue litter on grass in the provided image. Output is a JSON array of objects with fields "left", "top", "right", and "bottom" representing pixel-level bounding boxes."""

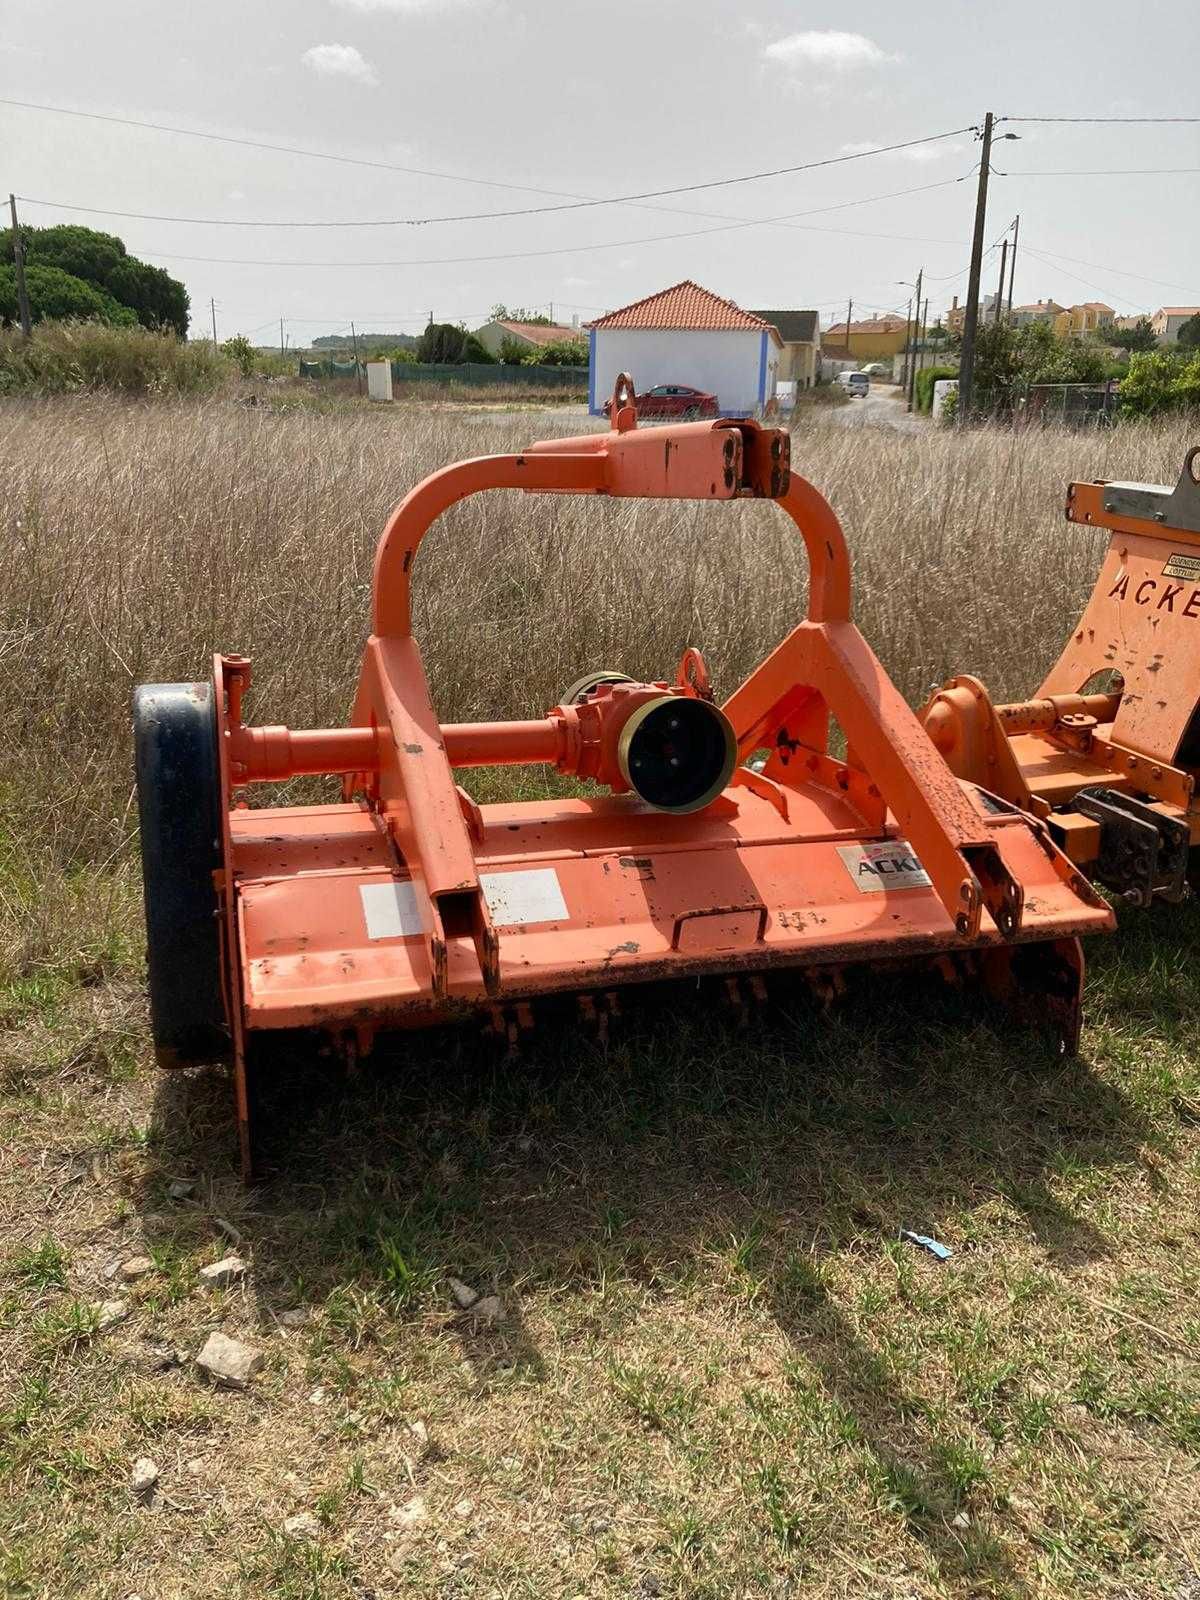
[{"left": 900, "top": 1230, "right": 953, "bottom": 1261}]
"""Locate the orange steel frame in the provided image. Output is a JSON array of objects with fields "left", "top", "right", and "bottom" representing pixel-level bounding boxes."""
[
  {"left": 922, "top": 448, "right": 1200, "bottom": 873},
  {"left": 209, "top": 384, "right": 1113, "bottom": 1176}
]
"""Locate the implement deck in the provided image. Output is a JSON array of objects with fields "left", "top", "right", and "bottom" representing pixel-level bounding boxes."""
[{"left": 233, "top": 789, "right": 1108, "bottom": 1032}]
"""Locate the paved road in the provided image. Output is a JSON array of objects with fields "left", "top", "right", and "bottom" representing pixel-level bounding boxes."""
[{"left": 823, "top": 385, "right": 927, "bottom": 434}]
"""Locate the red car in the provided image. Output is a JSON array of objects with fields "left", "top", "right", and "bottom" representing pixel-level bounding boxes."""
[{"left": 604, "top": 382, "right": 719, "bottom": 419}]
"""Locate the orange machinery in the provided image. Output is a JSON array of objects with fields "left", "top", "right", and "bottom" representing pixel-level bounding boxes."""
[
  {"left": 922, "top": 447, "right": 1200, "bottom": 908},
  {"left": 133, "top": 378, "right": 1113, "bottom": 1175}
]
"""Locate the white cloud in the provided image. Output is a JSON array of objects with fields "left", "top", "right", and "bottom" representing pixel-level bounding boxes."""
[
  {"left": 764, "top": 30, "right": 896, "bottom": 71},
  {"left": 841, "top": 140, "right": 964, "bottom": 164},
  {"left": 301, "top": 43, "right": 378, "bottom": 84},
  {"left": 332, "top": 0, "right": 492, "bottom": 11}
]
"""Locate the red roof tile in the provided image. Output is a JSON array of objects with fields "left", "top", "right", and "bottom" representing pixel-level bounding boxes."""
[
  {"left": 494, "top": 321, "right": 583, "bottom": 347},
  {"left": 587, "top": 280, "right": 780, "bottom": 340}
]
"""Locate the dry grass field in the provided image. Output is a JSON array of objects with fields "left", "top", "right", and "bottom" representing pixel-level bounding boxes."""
[{"left": 2, "top": 394, "right": 1199, "bottom": 1600}]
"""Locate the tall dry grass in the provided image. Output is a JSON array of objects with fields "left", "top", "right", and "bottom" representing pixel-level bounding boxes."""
[{"left": 1, "top": 394, "right": 1194, "bottom": 875}]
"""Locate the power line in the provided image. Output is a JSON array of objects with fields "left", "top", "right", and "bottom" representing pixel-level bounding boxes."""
[
  {"left": 1019, "top": 245, "right": 1144, "bottom": 311},
  {"left": 14, "top": 172, "right": 966, "bottom": 236},
  {"left": 129, "top": 216, "right": 974, "bottom": 270},
  {"left": 0, "top": 96, "right": 603, "bottom": 205},
  {"left": 1020, "top": 245, "right": 1200, "bottom": 299},
  {"left": 1001, "top": 114, "right": 1200, "bottom": 124},
  {"left": 115, "top": 176, "right": 979, "bottom": 271},
  {"left": 0, "top": 96, "right": 974, "bottom": 223},
  {"left": 996, "top": 166, "right": 1200, "bottom": 177}
]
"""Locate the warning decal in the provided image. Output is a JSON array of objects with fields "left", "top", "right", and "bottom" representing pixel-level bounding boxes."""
[
  {"left": 1163, "top": 551, "right": 1200, "bottom": 582},
  {"left": 837, "top": 840, "right": 932, "bottom": 893}
]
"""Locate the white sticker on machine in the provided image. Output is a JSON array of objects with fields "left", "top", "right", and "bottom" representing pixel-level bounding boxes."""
[
  {"left": 360, "top": 868, "right": 567, "bottom": 940},
  {"left": 837, "top": 840, "right": 931, "bottom": 893},
  {"left": 360, "top": 879, "right": 422, "bottom": 939},
  {"left": 480, "top": 868, "right": 567, "bottom": 927}
]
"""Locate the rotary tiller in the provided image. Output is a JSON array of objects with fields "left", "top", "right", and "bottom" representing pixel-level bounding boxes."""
[
  {"left": 921, "top": 446, "right": 1200, "bottom": 909},
  {"left": 133, "top": 377, "right": 1113, "bottom": 1176}
]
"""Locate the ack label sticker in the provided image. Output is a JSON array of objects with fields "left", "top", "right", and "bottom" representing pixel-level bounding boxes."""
[
  {"left": 1163, "top": 551, "right": 1200, "bottom": 582},
  {"left": 838, "top": 840, "right": 931, "bottom": 893}
]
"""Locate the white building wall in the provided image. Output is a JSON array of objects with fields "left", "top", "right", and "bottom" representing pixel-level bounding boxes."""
[{"left": 590, "top": 328, "right": 774, "bottom": 416}]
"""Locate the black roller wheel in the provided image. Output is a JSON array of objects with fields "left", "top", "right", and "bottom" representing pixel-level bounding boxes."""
[{"left": 132, "top": 682, "right": 229, "bottom": 1068}]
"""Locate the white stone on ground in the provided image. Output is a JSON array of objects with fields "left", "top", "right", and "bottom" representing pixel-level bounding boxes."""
[
  {"left": 195, "top": 1330, "right": 263, "bottom": 1389},
  {"left": 198, "top": 1255, "right": 246, "bottom": 1287},
  {"left": 284, "top": 1512, "right": 321, "bottom": 1541}
]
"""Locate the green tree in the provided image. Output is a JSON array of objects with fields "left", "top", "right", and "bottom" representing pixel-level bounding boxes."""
[
  {"left": 417, "top": 322, "right": 467, "bottom": 363},
  {"left": 1099, "top": 317, "right": 1158, "bottom": 353},
  {"left": 970, "top": 320, "right": 1107, "bottom": 411},
  {"left": 0, "top": 262, "right": 136, "bottom": 328},
  {"left": 1176, "top": 312, "right": 1200, "bottom": 351},
  {"left": 0, "top": 224, "right": 189, "bottom": 335}
]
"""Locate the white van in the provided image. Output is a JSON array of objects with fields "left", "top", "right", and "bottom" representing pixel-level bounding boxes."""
[{"left": 837, "top": 371, "right": 870, "bottom": 398}]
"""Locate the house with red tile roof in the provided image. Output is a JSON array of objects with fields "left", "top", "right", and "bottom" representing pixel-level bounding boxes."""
[
  {"left": 1150, "top": 307, "right": 1200, "bottom": 345},
  {"left": 473, "top": 319, "right": 585, "bottom": 358},
  {"left": 585, "top": 280, "right": 782, "bottom": 417}
]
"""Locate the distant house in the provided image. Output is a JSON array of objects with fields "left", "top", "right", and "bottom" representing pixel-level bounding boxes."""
[
  {"left": 746, "top": 309, "right": 820, "bottom": 389},
  {"left": 1151, "top": 307, "right": 1200, "bottom": 345},
  {"left": 822, "top": 314, "right": 908, "bottom": 361},
  {"left": 1053, "top": 302, "right": 1114, "bottom": 338},
  {"left": 585, "top": 280, "right": 781, "bottom": 417},
  {"left": 473, "top": 319, "right": 584, "bottom": 359},
  {"left": 817, "top": 344, "right": 858, "bottom": 380},
  {"left": 1006, "top": 299, "right": 1066, "bottom": 330}
]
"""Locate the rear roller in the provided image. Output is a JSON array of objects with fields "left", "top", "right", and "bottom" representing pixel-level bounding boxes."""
[{"left": 132, "top": 682, "right": 229, "bottom": 1068}]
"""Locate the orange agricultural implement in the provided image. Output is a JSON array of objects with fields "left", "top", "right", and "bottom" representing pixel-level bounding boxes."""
[
  {"left": 133, "top": 376, "right": 1113, "bottom": 1176},
  {"left": 921, "top": 447, "right": 1200, "bottom": 908}
]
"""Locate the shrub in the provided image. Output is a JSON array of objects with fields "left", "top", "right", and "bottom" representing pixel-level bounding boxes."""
[
  {"left": 497, "top": 335, "right": 532, "bottom": 364},
  {"left": 0, "top": 321, "right": 230, "bottom": 395},
  {"left": 1120, "top": 350, "right": 1200, "bottom": 417},
  {"left": 461, "top": 334, "right": 496, "bottom": 364},
  {"left": 915, "top": 364, "right": 958, "bottom": 415},
  {"left": 222, "top": 334, "right": 255, "bottom": 377},
  {"left": 521, "top": 338, "right": 588, "bottom": 368}
]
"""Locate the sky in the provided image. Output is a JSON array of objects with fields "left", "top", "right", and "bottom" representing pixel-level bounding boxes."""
[{"left": 2, "top": 0, "right": 1197, "bottom": 346}]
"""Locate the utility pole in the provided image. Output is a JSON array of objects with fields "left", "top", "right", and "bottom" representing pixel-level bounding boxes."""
[
  {"left": 956, "top": 111, "right": 995, "bottom": 425},
  {"left": 906, "top": 266, "right": 923, "bottom": 411},
  {"left": 8, "top": 194, "right": 33, "bottom": 337},
  {"left": 844, "top": 297, "right": 853, "bottom": 362},
  {"left": 916, "top": 296, "right": 929, "bottom": 402},
  {"left": 994, "top": 237, "right": 1008, "bottom": 324},
  {"left": 280, "top": 318, "right": 286, "bottom": 359},
  {"left": 351, "top": 320, "right": 363, "bottom": 393},
  {"left": 1007, "top": 214, "right": 1020, "bottom": 317},
  {"left": 210, "top": 298, "right": 218, "bottom": 345}
]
